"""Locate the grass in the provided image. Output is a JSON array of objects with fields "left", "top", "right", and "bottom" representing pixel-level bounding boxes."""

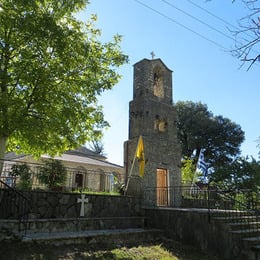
[
  {"left": 109, "top": 245, "right": 178, "bottom": 259},
  {"left": 0, "top": 238, "right": 221, "bottom": 260}
]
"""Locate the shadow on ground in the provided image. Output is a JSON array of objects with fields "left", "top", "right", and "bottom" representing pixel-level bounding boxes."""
[{"left": 0, "top": 238, "right": 221, "bottom": 260}]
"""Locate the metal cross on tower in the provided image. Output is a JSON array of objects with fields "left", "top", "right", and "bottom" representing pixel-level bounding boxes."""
[{"left": 150, "top": 51, "right": 155, "bottom": 59}]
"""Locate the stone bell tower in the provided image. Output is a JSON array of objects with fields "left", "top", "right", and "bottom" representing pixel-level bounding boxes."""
[{"left": 124, "top": 58, "right": 182, "bottom": 207}]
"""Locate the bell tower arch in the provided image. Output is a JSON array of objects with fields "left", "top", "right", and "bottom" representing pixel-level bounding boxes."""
[{"left": 124, "top": 58, "right": 181, "bottom": 207}]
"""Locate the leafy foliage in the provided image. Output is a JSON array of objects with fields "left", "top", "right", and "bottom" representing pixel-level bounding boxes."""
[
  {"left": 10, "top": 163, "right": 32, "bottom": 190},
  {"left": 37, "top": 159, "right": 67, "bottom": 190},
  {"left": 0, "top": 0, "right": 128, "bottom": 159},
  {"left": 210, "top": 156, "right": 260, "bottom": 191},
  {"left": 181, "top": 157, "right": 196, "bottom": 184},
  {"left": 175, "top": 101, "right": 245, "bottom": 169}
]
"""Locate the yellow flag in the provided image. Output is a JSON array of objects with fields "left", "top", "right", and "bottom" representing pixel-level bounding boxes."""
[{"left": 136, "top": 136, "right": 145, "bottom": 177}]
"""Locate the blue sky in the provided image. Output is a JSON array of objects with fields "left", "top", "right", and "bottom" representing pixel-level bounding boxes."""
[{"left": 79, "top": 0, "right": 259, "bottom": 165}]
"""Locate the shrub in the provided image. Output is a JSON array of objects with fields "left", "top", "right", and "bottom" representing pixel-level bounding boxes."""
[
  {"left": 37, "top": 159, "right": 67, "bottom": 191},
  {"left": 10, "top": 163, "right": 32, "bottom": 190}
]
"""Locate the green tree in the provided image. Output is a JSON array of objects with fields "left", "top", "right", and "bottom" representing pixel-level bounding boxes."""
[
  {"left": 181, "top": 157, "right": 196, "bottom": 184},
  {"left": 175, "top": 101, "right": 245, "bottom": 168},
  {"left": 0, "top": 0, "right": 128, "bottom": 161},
  {"left": 211, "top": 156, "right": 260, "bottom": 192},
  {"left": 38, "top": 159, "right": 67, "bottom": 190},
  {"left": 10, "top": 163, "right": 32, "bottom": 190}
]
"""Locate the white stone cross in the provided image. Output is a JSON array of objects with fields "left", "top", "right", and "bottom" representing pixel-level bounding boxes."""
[{"left": 77, "top": 194, "right": 89, "bottom": 217}]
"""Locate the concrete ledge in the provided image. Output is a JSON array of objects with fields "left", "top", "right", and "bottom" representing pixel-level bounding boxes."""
[
  {"left": 0, "top": 216, "right": 146, "bottom": 236},
  {"left": 21, "top": 228, "right": 164, "bottom": 246}
]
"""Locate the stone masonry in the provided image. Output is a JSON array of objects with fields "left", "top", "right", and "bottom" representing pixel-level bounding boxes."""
[{"left": 124, "top": 58, "right": 182, "bottom": 207}]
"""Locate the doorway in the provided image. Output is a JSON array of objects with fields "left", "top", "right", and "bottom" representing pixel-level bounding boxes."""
[
  {"left": 156, "top": 168, "right": 169, "bottom": 206},
  {"left": 75, "top": 173, "right": 83, "bottom": 188}
]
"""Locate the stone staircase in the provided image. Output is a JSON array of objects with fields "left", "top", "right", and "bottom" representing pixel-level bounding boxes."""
[{"left": 212, "top": 211, "right": 260, "bottom": 260}]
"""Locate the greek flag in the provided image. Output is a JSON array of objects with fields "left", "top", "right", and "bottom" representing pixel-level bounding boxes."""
[{"left": 197, "top": 149, "right": 208, "bottom": 176}]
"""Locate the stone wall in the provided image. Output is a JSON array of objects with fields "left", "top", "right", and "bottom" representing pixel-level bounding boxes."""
[
  {"left": 144, "top": 207, "right": 242, "bottom": 260},
  {"left": 0, "top": 189, "right": 142, "bottom": 219}
]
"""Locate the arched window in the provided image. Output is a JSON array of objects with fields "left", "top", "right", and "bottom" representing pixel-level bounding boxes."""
[{"left": 153, "top": 71, "right": 164, "bottom": 98}]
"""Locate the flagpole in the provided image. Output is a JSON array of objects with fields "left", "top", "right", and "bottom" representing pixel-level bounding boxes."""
[
  {"left": 124, "top": 136, "right": 140, "bottom": 195},
  {"left": 190, "top": 171, "right": 197, "bottom": 195},
  {"left": 124, "top": 155, "right": 137, "bottom": 195},
  {"left": 191, "top": 150, "right": 201, "bottom": 185},
  {"left": 190, "top": 149, "right": 202, "bottom": 194}
]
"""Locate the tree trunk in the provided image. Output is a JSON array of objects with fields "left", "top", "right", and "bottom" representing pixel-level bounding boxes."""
[{"left": 0, "top": 136, "right": 8, "bottom": 175}]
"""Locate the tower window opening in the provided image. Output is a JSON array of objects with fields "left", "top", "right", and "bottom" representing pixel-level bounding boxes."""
[
  {"left": 153, "top": 72, "right": 164, "bottom": 98},
  {"left": 154, "top": 115, "right": 168, "bottom": 132}
]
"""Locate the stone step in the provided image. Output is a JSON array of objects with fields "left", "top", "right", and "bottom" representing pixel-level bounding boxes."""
[
  {"left": 231, "top": 228, "right": 260, "bottom": 238},
  {"left": 251, "top": 244, "right": 260, "bottom": 259},
  {"left": 228, "top": 221, "right": 260, "bottom": 231},
  {"left": 210, "top": 209, "right": 253, "bottom": 218},
  {"left": 251, "top": 244, "right": 260, "bottom": 254},
  {"left": 243, "top": 235, "right": 260, "bottom": 247},
  {"left": 213, "top": 215, "right": 257, "bottom": 223},
  {"left": 0, "top": 216, "right": 146, "bottom": 239},
  {"left": 27, "top": 216, "right": 146, "bottom": 233},
  {"left": 242, "top": 236, "right": 260, "bottom": 258},
  {"left": 21, "top": 228, "right": 163, "bottom": 246}
]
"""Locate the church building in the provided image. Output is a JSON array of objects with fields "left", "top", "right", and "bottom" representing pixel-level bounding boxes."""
[{"left": 124, "top": 58, "right": 182, "bottom": 207}]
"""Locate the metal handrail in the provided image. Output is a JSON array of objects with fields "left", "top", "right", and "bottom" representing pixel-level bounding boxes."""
[
  {"left": 143, "top": 185, "right": 259, "bottom": 239},
  {"left": 0, "top": 180, "right": 31, "bottom": 235},
  {"left": 0, "top": 179, "right": 31, "bottom": 201}
]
